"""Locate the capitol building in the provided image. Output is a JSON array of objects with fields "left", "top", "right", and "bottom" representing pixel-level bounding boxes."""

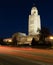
[
  {"left": 12, "top": 6, "right": 41, "bottom": 45},
  {"left": 3, "top": 6, "right": 41, "bottom": 45}
]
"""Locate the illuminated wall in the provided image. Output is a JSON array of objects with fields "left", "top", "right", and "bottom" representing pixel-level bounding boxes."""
[{"left": 28, "top": 7, "right": 41, "bottom": 35}]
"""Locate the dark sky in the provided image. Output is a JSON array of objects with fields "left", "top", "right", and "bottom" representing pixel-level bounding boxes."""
[{"left": 0, "top": 0, "right": 53, "bottom": 38}]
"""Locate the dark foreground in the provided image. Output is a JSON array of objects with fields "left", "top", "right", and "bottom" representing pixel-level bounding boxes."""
[
  {"left": 0, "top": 54, "right": 40, "bottom": 65},
  {"left": 0, "top": 46, "right": 53, "bottom": 65}
]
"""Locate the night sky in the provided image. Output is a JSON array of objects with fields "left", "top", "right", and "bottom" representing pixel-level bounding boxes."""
[{"left": 0, "top": 0, "right": 53, "bottom": 38}]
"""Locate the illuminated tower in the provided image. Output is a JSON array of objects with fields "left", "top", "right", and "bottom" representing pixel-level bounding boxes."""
[{"left": 28, "top": 7, "right": 41, "bottom": 35}]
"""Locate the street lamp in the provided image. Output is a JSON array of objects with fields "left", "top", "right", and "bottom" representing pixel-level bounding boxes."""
[{"left": 49, "top": 36, "right": 53, "bottom": 40}]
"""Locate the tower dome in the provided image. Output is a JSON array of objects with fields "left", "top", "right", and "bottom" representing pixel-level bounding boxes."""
[{"left": 31, "top": 7, "right": 38, "bottom": 15}]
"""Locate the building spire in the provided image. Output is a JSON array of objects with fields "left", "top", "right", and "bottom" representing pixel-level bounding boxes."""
[{"left": 33, "top": 3, "right": 35, "bottom": 6}]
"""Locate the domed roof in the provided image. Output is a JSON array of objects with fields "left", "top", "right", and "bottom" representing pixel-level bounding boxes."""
[
  {"left": 31, "top": 7, "right": 37, "bottom": 10},
  {"left": 31, "top": 7, "right": 38, "bottom": 15}
]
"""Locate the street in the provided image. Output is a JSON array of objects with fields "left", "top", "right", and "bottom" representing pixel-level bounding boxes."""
[{"left": 0, "top": 46, "right": 53, "bottom": 65}]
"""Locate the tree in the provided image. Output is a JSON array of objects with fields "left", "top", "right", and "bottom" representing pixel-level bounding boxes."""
[
  {"left": 38, "top": 27, "right": 52, "bottom": 48},
  {"left": 39, "top": 27, "right": 51, "bottom": 41}
]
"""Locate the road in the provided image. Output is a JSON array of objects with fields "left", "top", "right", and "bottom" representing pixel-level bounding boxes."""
[{"left": 0, "top": 46, "right": 53, "bottom": 65}]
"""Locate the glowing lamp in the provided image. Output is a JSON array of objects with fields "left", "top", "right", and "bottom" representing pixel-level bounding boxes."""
[{"left": 49, "top": 36, "right": 53, "bottom": 40}]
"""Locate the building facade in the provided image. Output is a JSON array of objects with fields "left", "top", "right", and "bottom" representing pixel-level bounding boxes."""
[{"left": 28, "top": 7, "right": 41, "bottom": 35}]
